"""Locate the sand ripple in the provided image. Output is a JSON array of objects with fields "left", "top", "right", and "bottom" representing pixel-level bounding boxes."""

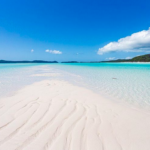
[{"left": 0, "top": 80, "right": 150, "bottom": 150}]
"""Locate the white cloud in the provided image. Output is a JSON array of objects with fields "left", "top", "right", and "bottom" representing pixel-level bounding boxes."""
[
  {"left": 98, "top": 28, "right": 150, "bottom": 55},
  {"left": 45, "top": 49, "right": 62, "bottom": 54},
  {"left": 31, "top": 49, "right": 34, "bottom": 52},
  {"left": 125, "top": 56, "right": 132, "bottom": 59},
  {"left": 106, "top": 57, "right": 116, "bottom": 60},
  {"left": 45, "top": 49, "right": 49, "bottom": 52}
]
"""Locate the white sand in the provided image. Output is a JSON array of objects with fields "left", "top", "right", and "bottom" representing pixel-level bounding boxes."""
[{"left": 0, "top": 80, "right": 150, "bottom": 150}]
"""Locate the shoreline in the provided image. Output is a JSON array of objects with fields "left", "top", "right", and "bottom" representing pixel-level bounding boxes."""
[
  {"left": 0, "top": 63, "right": 150, "bottom": 111},
  {"left": 0, "top": 79, "right": 150, "bottom": 150}
]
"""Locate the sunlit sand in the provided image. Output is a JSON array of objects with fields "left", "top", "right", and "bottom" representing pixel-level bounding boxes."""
[{"left": 0, "top": 80, "right": 150, "bottom": 150}]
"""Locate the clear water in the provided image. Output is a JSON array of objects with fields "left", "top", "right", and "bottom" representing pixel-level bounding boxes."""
[
  {"left": 0, "top": 63, "right": 150, "bottom": 108},
  {"left": 0, "top": 64, "right": 55, "bottom": 97}
]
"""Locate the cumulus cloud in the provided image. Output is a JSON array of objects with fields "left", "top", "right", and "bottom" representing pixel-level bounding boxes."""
[
  {"left": 98, "top": 28, "right": 150, "bottom": 55},
  {"left": 45, "top": 49, "right": 62, "bottom": 54},
  {"left": 31, "top": 49, "right": 34, "bottom": 52}
]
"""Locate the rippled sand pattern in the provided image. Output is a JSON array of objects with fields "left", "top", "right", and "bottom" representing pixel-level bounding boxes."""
[{"left": 0, "top": 80, "right": 150, "bottom": 150}]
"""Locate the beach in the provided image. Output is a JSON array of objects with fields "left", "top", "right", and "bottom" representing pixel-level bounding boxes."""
[
  {"left": 0, "top": 78, "right": 150, "bottom": 150},
  {"left": 1, "top": 0, "right": 150, "bottom": 148}
]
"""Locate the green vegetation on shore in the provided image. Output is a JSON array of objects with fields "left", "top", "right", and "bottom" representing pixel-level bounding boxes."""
[
  {"left": 0, "top": 60, "right": 58, "bottom": 63},
  {"left": 102, "top": 54, "right": 150, "bottom": 62},
  {"left": 131, "top": 54, "right": 150, "bottom": 62}
]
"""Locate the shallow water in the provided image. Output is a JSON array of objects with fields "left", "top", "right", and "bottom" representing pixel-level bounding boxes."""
[{"left": 0, "top": 63, "right": 150, "bottom": 108}]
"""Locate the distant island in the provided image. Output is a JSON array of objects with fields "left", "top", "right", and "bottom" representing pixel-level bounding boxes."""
[
  {"left": 61, "top": 54, "right": 150, "bottom": 63},
  {"left": 1, "top": 54, "right": 150, "bottom": 64},
  {"left": 102, "top": 54, "right": 150, "bottom": 62},
  {"left": 0, "top": 60, "right": 58, "bottom": 63},
  {"left": 61, "top": 61, "right": 78, "bottom": 63}
]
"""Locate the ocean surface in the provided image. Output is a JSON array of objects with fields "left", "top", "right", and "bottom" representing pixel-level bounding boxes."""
[{"left": 0, "top": 63, "right": 150, "bottom": 108}]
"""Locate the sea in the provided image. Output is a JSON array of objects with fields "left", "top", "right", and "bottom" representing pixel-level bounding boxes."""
[{"left": 0, "top": 63, "right": 150, "bottom": 108}]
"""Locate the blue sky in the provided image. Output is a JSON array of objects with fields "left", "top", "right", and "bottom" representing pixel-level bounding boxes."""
[{"left": 0, "top": 0, "right": 150, "bottom": 61}]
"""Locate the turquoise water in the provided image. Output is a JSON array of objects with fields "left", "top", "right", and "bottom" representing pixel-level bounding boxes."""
[
  {"left": 0, "top": 63, "right": 150, "bottom": 108},
  {"left": 51, "top": 63, "right": 150, "bottom": 107}
]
